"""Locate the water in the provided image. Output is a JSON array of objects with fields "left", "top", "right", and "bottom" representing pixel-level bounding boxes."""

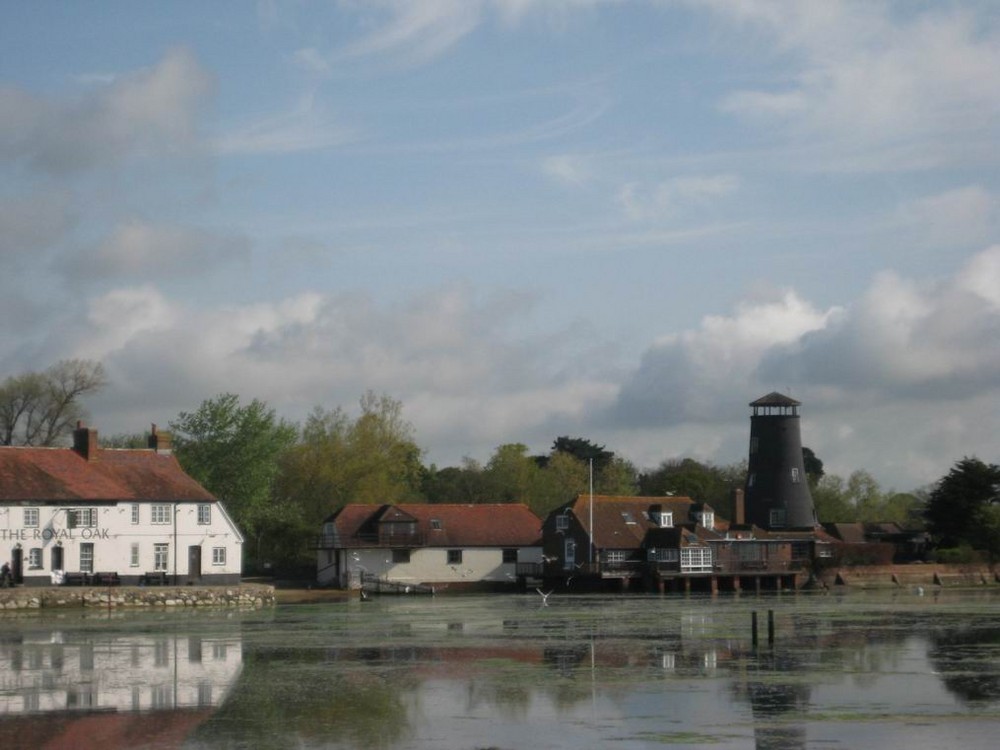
[{"left": 2, "top": 589, "right": 999, "bottom": 749}]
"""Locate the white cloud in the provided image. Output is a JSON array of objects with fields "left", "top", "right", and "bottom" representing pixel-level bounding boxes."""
[
  {"left": 541, "top": 154, "right": 592, "bottom": 185},
  {"left": 708, "top": 1, "right": 1000, "bottom": 164},
  {"left": 897, "top": 186, "right": 999, "bottom": 247},
  {"left": 0, "top": 48, "right": 212, "bottom": 174},
  {"left": 63, "top": 219, "right": 251, "bottom": 281},
  {"left": 216, "top": 93, "right": 356, "bottom": 155},
  {"left": 617, "top": 174, "right": 739, "bottom": 221}
]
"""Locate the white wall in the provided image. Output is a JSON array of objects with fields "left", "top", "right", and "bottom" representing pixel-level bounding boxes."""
[{"left": 1, "top": 501, "right": 243, "bottom": 585}]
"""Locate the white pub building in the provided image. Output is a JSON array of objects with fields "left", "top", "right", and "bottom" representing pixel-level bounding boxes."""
[{"left": 0, "top": 423, "right": 243, "bottom": 587}]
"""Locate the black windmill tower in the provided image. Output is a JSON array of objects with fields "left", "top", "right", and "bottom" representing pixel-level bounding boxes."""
[{"left": 744, "top": 392, "right": 817, "bottom": 530}]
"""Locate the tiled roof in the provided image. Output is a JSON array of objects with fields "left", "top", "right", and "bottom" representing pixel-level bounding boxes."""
[
  {"left": 564, "top": 495, "right": 706, "bottom": 549},
  {"left": 0, "top": 446, "right": 215, "bottom": 503},
  {"left": 328, "top": 503, "right": 542, "bottom": 547}
]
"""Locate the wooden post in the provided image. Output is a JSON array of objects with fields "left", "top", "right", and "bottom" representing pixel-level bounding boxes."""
[
  {"left": 752, "top": 611, "right": 758, "bottom": 646},
  {"left": 768, "top": 609, "right": 775, "bottom": 645}
]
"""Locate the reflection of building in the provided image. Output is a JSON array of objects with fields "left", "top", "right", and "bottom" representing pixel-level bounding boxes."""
[
  {"left": 0, "top": 423, "right": 243, "bottom": 586},
  {"left": 316, "top": 503, "right": 543, "bottom": 589},
  {"left": 0, "top": 627, "right": 243, "bottom": 749},
  {"left": 0, "top": 630, "right": 242, "bottom": 715}
]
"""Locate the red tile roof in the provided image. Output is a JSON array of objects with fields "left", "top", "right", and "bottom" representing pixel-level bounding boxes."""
[
  {"left": 0, "top": 446, "right": 215, "bottom": 503},
  {"left": 328, "top": 503, "right": 542, "bottom": 547}
]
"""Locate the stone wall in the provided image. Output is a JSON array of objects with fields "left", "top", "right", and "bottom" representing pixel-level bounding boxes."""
[
  {"left": 0, "top": 583, "right": 275, "bottom": 610},
  {"left": 818, "top": 563, "right": 998, "bottom": 589}
]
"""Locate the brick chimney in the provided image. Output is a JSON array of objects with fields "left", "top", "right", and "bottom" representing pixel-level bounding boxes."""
[
  {"left": 73, "top": 421, "right": 99, "bottom": 461},
  {"left": 731, "top": 487, "right": 745, "bottom": 526},
  {"left": 148, "top": 423, "right": 173, "bottom": 454}
]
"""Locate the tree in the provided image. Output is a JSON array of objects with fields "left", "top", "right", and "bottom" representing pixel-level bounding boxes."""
[
  {"left": 639, "top": 458, "right": 746, "bottom": 519},
  {"left": 0, "top": 360, "right": 107, "bottom": 446},
  {"left": 925, "top": 457, "right": 1000, "bottom": 553},
  {"left": 170, "top": 393, "right": 298, "bottom": 567},
  {"left": 274, "top": 393, "right": 425, "bottom": 537},
  {"left": 802, "top": 446, "right": 824, "bottom": 486}
]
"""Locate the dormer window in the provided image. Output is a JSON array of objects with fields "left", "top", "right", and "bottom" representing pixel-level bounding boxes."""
[
  {"left": 556, "top": 514, "right": 569, "bottom": 531},
  {"left": 430, "top": 519, "right": 442, "bottom": 530},
  {"left": 698, "top": 512, "right": 714, "bottom": 529},
  {"left": 656, "top": 511, "right": 673, "bottom": 528},
  {"left": 622, "top": 511, "right": 636, "bottom": 524}
]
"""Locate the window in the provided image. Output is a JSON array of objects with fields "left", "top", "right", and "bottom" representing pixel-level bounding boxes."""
[
  {"left": 502, "top": 549, "right": 517, "bottom": 564},
  {"left": 197, "top": 504, "right": 211, "bottom": 525},
  {"left": 680, "top": 547, "right": 713, "bottom": 572},
  {"left": 28, "top": 548, "right": 43, "bottom": 569},
  {"left": 790, "top": 467, "right": 800, "bottom": 483},
  {"left": 68, "top": 508, "right": 97, "bottom": 528},
  {"left": 648, "top": 548, "right": 679, "bottom": 563},
  {"left": 747, "top": 473, "right": 755, "bottom": 487},
  {"left": 447, "top": 549, "right": 462, "bottom": 565},
  {"left": 131, "top": 504, "right": 140, "bottom": 524},
  {"left": 656, "top": 511, "right": 673, "bottom": 528},
  {"left": 151, "top": 504, "right": 171, "bottom": 524},
  {"left": 154, "top": 543, "right": 169, "bottom": 571},
  {"left": 24, "top": 508, "right": 39, "bottom": 527},
  {"left": 699, "top": 512, "right": 715, "bottom": 529},
  {"left": 430, "top": 519, "right": 442, "bottom": 530},
  {"left": 392, "top": 549, "right": 410, "bottom": 563},
  {"left": 212, "top": 547, "right": 226, "bottom": 566},
  {"left": 621, "top": 511, "right": 636, "bottom": 524},
  {"left": 556, "top": 514, "right": 569, "bottom": 531},
  {"left": 769, "top": 509, "right": 786, "bottom": 528},
  {"left": 130, "top": 543, "right": 140, "bottom": 567},
  {"left": 750, "top": 436, "right": 759, "bottom": 454},
  {"left": 80, "top": 543, "right": 94, "bottom": 573},
  {"left": 606, "top": 550, "right": 626, "bottom": 563}
]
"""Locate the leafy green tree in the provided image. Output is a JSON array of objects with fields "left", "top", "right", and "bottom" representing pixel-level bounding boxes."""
[
  {"left": 812, "top": 474, "right": 854, "bottom": 522},
  {"left": 275, "top": 393, "right": 424, "bottom": 534},
  {"left": 548, "top": 436, "right": 615, "bottom": 471},
  {"left": 171, "top": 393, "right": 298, "bottom": 566},
  {"left": 639, "top": 458, "right": 745, "bottom": 519},
  {"left": 925, "top": 457, "right": 1000, "bottom": 552},
  {"left": 0, "top": 359, "right": 107, "bottom": 446}
]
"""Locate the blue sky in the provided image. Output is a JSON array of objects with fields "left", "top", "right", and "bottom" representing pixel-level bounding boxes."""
[{"left": 2, "top": 1, "right": 998, "bottom": 491}]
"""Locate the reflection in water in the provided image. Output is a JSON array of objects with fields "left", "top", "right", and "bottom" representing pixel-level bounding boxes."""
[
  {"left": 2, "top": 592, "right": 1000, "bottom": 749},
  {"left": 0, "top": 619, "right": 242, "bottom": 750}
]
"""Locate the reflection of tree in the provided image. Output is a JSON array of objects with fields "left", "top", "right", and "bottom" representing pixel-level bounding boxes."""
[
  {"left": 928, "top": 626, "right": 1000, "bottom": 704},
  {"left": 193, "top": 648, "right": 413, "bottom": 749},
  {"left": 733, "top": 652, "right": 810, "bottom": 750}
]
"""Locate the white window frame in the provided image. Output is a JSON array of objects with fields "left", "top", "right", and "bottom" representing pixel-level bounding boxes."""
[
  {"left": 212, "top": 547, "right": 226, "bottom": 566},
  {"left": 154, "top": 543, "right": 169, "bottom": 571},
  {"left": 198, "top": 504, "right": 212, "bottom": 525},
  {"left": 790, "top": 467, "right": 800, "bottom": 483},
  {"left": 24, "top": 507, "right": 39, "bottom": 528},
  {"left": 151, "top": 504, "right": 171, "bottom": 525},
  {"left": 68, "top": 508, "right": 97, "bottom": 528},
  {"left": 130, "top": 543, "right": 140, "bottom": 567},
  {"left": 769, "top": 509, "right": 786, "bottom": 528},
  {"left": 657, "top": 511, "right": 673, "bottom": 528},
  {"left": 699, "top": 512, "right": 714, "bottom": 529},
  {"left": 28, "top": 548, "right": 43, "bottom": 569},
  {"left": 556, "top": 514, "right": 569, "bottom": 531},
  {"left": 681, "top": 547, "right": 713, "bottom": 573},
  {"left": 131, "top": 504, "right": 140, "bottom": 524},
  {"left": 80, "top": 542, "right": 94, "bottom": 573}
]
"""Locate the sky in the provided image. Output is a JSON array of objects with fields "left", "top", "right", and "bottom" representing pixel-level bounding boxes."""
[{"left": 1, "top": 0, "right": 998, "bottom": 492}]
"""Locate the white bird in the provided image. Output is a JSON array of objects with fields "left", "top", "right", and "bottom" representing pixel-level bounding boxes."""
[{"left": 536, "top": 588, "right": 553, "bottom": 606}]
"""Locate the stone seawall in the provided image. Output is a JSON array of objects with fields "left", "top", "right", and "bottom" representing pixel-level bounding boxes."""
[
  {"left": 0, "top": 583, "right": 275, "bottom": 610},
  {"left": 818, "top": 563, "right": 998, "bottom": 590}
]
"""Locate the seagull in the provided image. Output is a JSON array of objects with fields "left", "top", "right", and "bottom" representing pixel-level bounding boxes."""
[
  {"left": 536, "top": 588, "right": 553, "bottom": 606},
  {"left": 542, "top": 554, "right": 557, "bottom": 563}
]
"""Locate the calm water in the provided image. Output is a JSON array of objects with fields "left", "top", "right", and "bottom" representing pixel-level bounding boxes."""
[{"left": 2, "top": 589, "right": 1000, "bottom": 749}]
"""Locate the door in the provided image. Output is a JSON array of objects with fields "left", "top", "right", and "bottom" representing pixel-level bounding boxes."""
[
  {"left": 51, "top": 545, "right": 64, "bottom": 572},
  {"left": 11, "top": 547, "right": 23, "bottom": 584},
  {"left": 188, "top": 545, "right": 202, "bottom": 581},
  {"left": 564, "top": 539, "right": 576, "bottom": 570}
]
